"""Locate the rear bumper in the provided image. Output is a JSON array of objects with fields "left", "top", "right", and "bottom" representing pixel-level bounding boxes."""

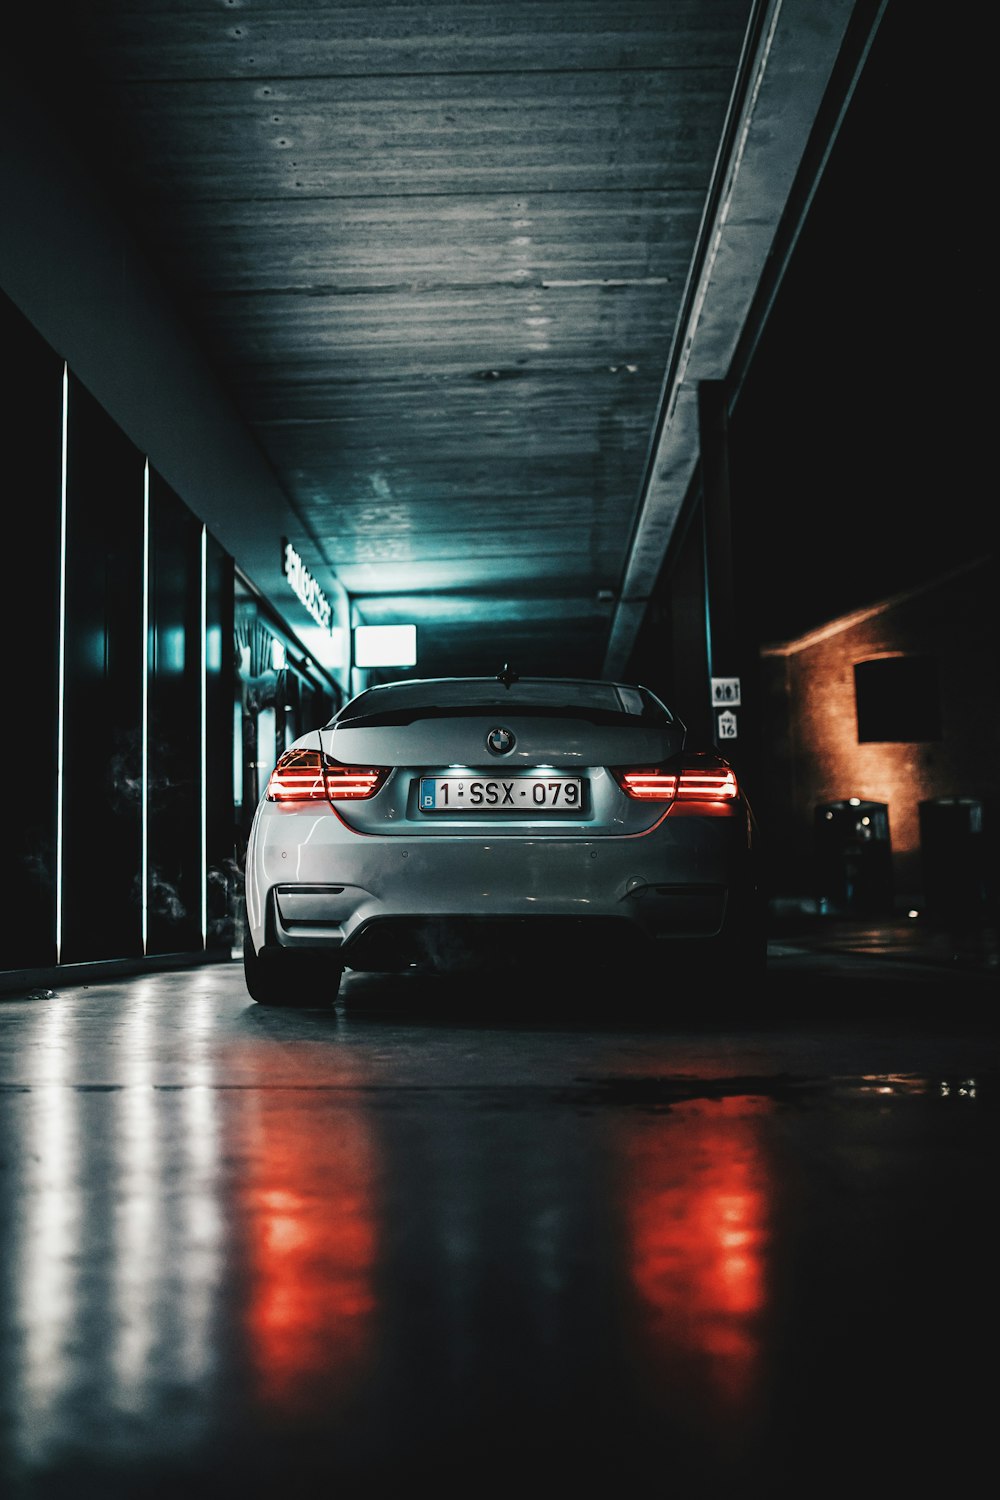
[
  {"left": 246, "top": 812, "right": 757, "bottom": 971},
  {"left": 345, "top": 898, "right": 740, "bottom": 971},
  {"left": 265, "top": 884, "right": 732, "bottom": 965},
  {"left": 271, "top": 873, "right": 729, "bottom": 927}
]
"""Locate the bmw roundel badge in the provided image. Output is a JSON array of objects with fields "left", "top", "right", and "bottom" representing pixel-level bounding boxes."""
[{"left": 486, "top": 726, "right": 516, "bottom": 755}]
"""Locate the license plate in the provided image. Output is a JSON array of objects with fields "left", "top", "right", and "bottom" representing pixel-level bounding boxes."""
[{"left": 419, "top": 776, "right": 583, "bottom": 811}]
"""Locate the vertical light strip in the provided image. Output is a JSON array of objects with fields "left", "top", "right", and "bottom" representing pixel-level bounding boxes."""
[
  {"left": 55, "top": 365, "right": 69, "bottom": 965},
  {"left": 141, "top": 461, "right": 150, "bottom": 955},
  {"left": 200, "top": 524, "right": 208, "bottom": 949}
]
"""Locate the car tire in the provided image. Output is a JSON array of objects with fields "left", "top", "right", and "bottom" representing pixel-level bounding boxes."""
[{"left": 243, "top": 931, "right": 342, "bottom": 1007}]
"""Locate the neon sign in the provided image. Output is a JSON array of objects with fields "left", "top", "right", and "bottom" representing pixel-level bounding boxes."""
[{"left": 282, "top": 538, "right": 333, "bottom": 633}]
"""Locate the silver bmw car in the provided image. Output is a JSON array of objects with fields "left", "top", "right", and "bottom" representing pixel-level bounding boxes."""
[{"left": 243, "top": 672, "right": 766, "bottom": 1005}]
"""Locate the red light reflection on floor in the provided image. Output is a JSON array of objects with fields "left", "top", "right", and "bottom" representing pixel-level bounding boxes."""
[
  {"left": 241, "top": 1103, "right": 379, "bottom": 1413},
  {"left": 621, "top": 1095, "right": 773, "bottom": 1406}
]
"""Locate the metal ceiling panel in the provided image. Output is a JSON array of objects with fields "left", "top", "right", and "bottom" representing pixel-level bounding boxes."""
[{"left": 16, "top": 0, "right": 872, "bottom": 678}]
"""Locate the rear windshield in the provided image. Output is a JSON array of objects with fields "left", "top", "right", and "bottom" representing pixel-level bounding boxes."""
[{"left": 330, "top": 677, "right": 676, "bottom": 729}]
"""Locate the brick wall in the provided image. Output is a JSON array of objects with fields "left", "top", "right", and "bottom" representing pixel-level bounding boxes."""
[{"left": 757, "top": 558, "right": 997, "bottom": 911}]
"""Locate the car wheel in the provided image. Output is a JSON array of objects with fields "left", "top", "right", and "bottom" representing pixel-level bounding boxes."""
[{"left": 243, "top": 931, "right": 342, "bottom": 1007}]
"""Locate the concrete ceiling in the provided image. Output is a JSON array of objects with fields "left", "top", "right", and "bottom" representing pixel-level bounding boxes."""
[{"left": 27, "top": 0, "right": 884, "bottom": 679}]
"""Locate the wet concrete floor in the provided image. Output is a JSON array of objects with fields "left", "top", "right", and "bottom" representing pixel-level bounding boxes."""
[{"left": 0, "top": 936, "right": 996, "bottom": 1495}]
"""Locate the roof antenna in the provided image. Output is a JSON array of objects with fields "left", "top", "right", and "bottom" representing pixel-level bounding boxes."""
[{"left": 497, "top": 662, "right": 519, "bottom": 689}]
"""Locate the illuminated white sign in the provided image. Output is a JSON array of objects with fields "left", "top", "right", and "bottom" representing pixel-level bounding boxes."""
[
  {"left": 711, "top": 677, "right": 741, "bottom": 706},
  {"left": 354, "top": 624, "right": 417, "bottom": 667},
  {"left": 282, "top": 539, "right": 333, "bottom": 633}
]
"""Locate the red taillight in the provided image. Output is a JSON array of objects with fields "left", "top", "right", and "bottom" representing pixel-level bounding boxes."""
[
  {"left": 266, "top": 749, "right": 328, "bottom": 801},
  {"left": 322, "top": 763, "right": 387, "bottom": 799},
  {"left": 614, "top": 759, "right": 739, "bottom": 802},
  {"left": 266, "top": 749, "right": 387, "bottom": 803},
  {"left": 675, "top": 764, "right": 738, "bottom": 800},
  {"left": 615, "top": 769, "right": 680, "bottom": 801}
]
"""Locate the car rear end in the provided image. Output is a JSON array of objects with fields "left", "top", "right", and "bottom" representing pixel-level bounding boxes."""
[{"left": 244, "top": 677, "right": 765, "bottom": 992}]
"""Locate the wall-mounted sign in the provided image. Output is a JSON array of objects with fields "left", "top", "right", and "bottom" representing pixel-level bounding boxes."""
[
  {"left": 354, "top": 624, "right": 417, "bottom": 668},
  {"left": 282, "top": 538, "right": 333, "bottom": 633},
  {"left": 717, "top": 709, "right": 738, "bottom": 740},
  {"left": 711, "top": 676, "right": 741, "bottom": 706}
]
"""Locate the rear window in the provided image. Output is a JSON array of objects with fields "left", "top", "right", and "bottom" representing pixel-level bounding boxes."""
[{"left": 331, "top": 677, "right": 675, "bottom": 729}]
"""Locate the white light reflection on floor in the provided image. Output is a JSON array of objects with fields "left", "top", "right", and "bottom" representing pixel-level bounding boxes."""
[
  {"left": 112, "top": 994, "right": 160, "bottom": 1410},
  {"left": 16, "top": 1000, "right": 81, "bottom": 1465},
  {"left": 109, "top": 981, "right": 225, "bottom": 1443},
  {"left": 175, "top": 988, "right": 223, "bottom": 1386},
  {"left": 10, "top": 983, "right": 227, "bottom": 1474}
]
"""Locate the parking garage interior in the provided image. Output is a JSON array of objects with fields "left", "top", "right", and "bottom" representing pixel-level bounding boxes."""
[{"left": 0, "top": 4, "right": 996, "bottom": 1492}]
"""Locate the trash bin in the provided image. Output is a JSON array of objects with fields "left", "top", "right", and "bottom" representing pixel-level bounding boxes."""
[
  {"left": 918, "top": 797, "right": 991, "bottom": 929},
  {"left": 814, "top": 799, "right": 893, "bottom": 916}
]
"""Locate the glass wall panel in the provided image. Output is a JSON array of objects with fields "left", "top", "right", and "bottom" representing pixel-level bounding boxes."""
[
  {"left": 146, "top": 470, "right": 202, "bottom": 956},
  {"left": 0, "top": 292, "right": 62, "bottom": 969},
  {"left": 205, "top": 532, "right": 236, "bottom": 953},
  {"left": 60, "top": 374, "right": 145, "bottom": 964}
]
